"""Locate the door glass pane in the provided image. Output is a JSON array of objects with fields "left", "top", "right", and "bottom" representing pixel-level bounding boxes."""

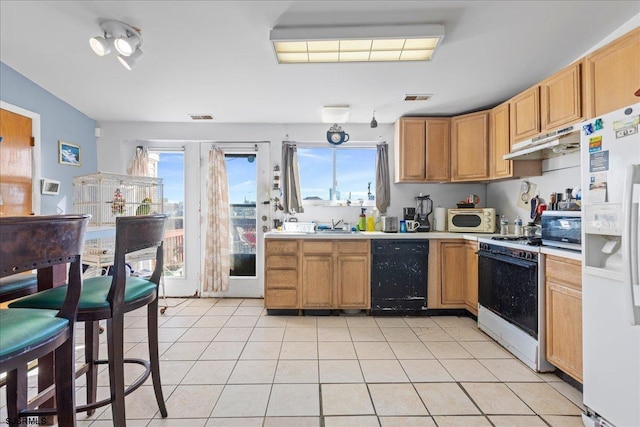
[
  {"left": 226, "top": 154, "right": 257, "bottom": 277},
  {"left": 150, "top": 151, "right": 185, "bottom": 278}
]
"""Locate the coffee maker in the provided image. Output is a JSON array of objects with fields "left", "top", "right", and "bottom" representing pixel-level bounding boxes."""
[
  {"left": 415, "top": 194, "right": 433, "bottom": 232},
  {"left": 403, "top": 207, "right": 416, "bottom": 221}
]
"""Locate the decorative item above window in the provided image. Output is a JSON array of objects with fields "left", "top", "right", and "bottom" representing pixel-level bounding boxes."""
[{"left": 327, "top": 124, "right": 349, "bottom": 145}]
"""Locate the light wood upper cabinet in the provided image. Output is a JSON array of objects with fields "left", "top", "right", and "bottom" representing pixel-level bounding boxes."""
[
  {"left": 545, "top": 255, "right": 583, "bottom": 383},
  {"left": 585, "top": 27, "right": 640, "bottom": 118},
  {"left": 394, "top": 118, "right": 450, "bottom": 182},
  {"left": 510, "top": 86, "right": 541, "bottom": 143},
  {"left": 541, "top": 61, "right": 584, "bottom": 132},
  {"left": 490, "top": 101, "right": 542, "bottom": 180},
  {"left": 451, "top": 110, "right": 490, "bottom": 182}
]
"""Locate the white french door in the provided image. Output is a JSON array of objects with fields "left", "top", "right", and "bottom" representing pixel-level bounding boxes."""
[{"left": 200, "top": 142, "right": 270, "bottom": 298}]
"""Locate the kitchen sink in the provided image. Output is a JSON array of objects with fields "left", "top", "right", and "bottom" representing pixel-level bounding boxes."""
[{"left": 316, "top": 229, "right": 352, "bottom": 234}]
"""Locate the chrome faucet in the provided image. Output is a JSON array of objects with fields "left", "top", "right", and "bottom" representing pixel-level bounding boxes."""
[{"left": 331, "top": 219, "right": 343, "bottom": 230}]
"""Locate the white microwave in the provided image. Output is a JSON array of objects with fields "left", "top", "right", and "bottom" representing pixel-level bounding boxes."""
[{"left": 448, "top": 208, "right": 496, "bottom": 233}]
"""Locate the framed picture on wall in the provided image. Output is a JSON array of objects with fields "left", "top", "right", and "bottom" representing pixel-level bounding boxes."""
[{"left": 58, "top": 141, "right": 81, "bottom": 166}]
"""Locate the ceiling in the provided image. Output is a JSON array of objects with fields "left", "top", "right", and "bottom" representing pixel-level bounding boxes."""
[{"left": 1, "top": 1, "right": 638, "bottom": 125}]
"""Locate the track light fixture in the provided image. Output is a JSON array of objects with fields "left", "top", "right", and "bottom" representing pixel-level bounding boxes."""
[{"left": 90, "top": 20, "right": 143, "bottom": 70}]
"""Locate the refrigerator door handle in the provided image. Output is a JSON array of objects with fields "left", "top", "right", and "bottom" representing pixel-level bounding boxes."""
[{"left": 622, "top": 163, "right": 640, "bottom": 326}]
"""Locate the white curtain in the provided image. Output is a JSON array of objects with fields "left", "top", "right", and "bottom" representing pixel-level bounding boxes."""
[
  {"left": 203, "top": 148, "right": 230, "bottom": 293},
  {"left": 127, "top": 146, "right": 149, "bottom": 176}
]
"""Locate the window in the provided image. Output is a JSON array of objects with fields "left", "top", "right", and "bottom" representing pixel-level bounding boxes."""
[{"left": 297, "top": 146, "right": 376, "bottom": 205}]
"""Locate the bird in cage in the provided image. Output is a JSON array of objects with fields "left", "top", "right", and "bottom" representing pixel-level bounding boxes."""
[{"left": 136, "top": 197, "right": 153, "bottom": 215}]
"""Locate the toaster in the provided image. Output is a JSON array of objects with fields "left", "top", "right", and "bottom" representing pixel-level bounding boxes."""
[{"left": 382, "top": 216, "right": 398, "bottom": 233}]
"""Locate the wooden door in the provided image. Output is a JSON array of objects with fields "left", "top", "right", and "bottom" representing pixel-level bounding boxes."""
[
  {"left": 541, "top": 62, "right": 583, "bottom": 132},
  {"left": 451, "top": 110, "right": 490, "bottom": 181},
  {"left": 510, "top": 86, "right": 540, "bottom": 142},
  {"left": 425, "top": 118, "right": 450, "bottom": 182},
  {"left": 394, "top": 118, "right": 426, "bottom": 182},
  {"left": 301, "top": 255, "right": 333, "bottom": 308},
  {"left": 0, "top": 108, "right": 33, "bottom": 215}
]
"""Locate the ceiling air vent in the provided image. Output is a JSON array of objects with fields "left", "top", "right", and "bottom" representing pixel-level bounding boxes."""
[
  {"left": 189, "top": 114, "right": 214, "bottom": 120},
  {"left": 404, "top": 94, "right": 432, "bottom": 101}
]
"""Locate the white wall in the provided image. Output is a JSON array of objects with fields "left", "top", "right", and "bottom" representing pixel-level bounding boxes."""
[{"left": 96, "top": 121, "right": 485, "bottom": 227}]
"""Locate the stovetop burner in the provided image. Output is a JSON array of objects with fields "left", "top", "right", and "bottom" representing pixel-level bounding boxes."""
[{"left": 491, "top": 236, "right": 528, "bottom": 241}]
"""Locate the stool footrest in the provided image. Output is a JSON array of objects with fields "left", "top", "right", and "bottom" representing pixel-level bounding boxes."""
[{"left": 21, "top": 358, "right": 151, "bottom": 417}]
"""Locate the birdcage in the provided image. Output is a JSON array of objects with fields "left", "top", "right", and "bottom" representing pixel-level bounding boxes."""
[
  {"left": 73, "top": 172, "right": 164, "bottom": 274},
  {"left": 73, "top": 172, "right": 164, "bottom": 226}
]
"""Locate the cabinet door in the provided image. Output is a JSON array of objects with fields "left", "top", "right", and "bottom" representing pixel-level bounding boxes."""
[
  {"left": 394, "top": 118, "right": 426, "bottom": 182},
  {"left": 451, "top": 111, "right": 490, "bottom": 181},
  {"left": 440, "top": 241, "right": 466, "bottom": 305},
  {"left": 337, "top": 255, "right": 370, "bottom": 308},
  {"left": 546, "top": 281, "right": 583, "bottom": 382},
  {"left": 425, "top": 119, "right": 450, "bottom": 182},
  {"left": 545, "top": 255, "right": 582, "bottom": 383},
  {"left": 541, "top": 62, "right": 583, "bottom": 132},
  {"left": 464, "top": 241, "right": 478, "bottom": 315},
  {"left": 585, "top": 27, "right": 640, "bottom": 118},
  {"left": 490, "top": 102, "right": 512, "bottom": 179},
  {"left": 302, "top": 255, "right": 333, "bottom": 308},
  {"left": 510, "top": 86, "right": 540, "bottom": 142}
]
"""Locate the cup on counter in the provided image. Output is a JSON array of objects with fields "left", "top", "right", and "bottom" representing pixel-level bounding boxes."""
[{"left": 405, "top": 220, "right": 419, "bottom": 232}]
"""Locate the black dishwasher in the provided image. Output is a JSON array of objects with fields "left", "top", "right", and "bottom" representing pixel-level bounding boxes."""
[{"left": 371, "top": 239, "right": 429, "bottom": 314}]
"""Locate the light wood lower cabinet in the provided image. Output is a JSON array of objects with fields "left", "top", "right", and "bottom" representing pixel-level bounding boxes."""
[
  {"left": 428, "top": 239, "right": 477, "bottom": 311},
  {"left": 265, "top": 239, "right": 299, "bottom": 309},
  {"left": 545, "top": 254, "right": 583, "bottom": 383},
  {"left": 265, "top": 239, "right": 370, "bottom": 310},
  {"left": 464, "top": 241, "right": 478, "bottom": 315}
]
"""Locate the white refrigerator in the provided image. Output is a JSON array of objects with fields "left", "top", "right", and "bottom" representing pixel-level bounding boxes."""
[{"left": 581, "top": 103, "right": 640, "bottom": 427}]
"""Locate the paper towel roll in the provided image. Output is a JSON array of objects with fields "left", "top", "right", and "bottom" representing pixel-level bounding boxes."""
[{"left": 434, "top": 207, "right": 447, "bottom": 231}]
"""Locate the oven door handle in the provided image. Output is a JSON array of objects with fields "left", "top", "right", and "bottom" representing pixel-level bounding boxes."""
[{"left": 477, "top": 250, "right": 537, "bottom": 269}]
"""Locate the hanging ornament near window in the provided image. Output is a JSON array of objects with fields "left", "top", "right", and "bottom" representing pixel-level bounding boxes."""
[{"left": 273, "top": 165, "right": 281, "bottom": 190}]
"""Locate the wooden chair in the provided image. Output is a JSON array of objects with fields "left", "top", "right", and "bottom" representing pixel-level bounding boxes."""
[
  {"left": 0, "top": 214, "right": 90, "bottom": 427},
  {"left": 10, "top": 214, "right": 169, "bottom": 426}
]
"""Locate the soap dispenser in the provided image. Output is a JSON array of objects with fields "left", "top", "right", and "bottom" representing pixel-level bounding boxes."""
[{"left": 358, "top": 208, "right": 366, "bottom": 231}]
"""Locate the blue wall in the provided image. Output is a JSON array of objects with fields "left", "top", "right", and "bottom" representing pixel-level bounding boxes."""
[{"left": 0, "top": 62, "right": 97, "bottom": 214}]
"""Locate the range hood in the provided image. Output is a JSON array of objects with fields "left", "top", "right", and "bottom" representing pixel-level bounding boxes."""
[{"left": 504, "top": 124, "right": 581, "bottom": 161}]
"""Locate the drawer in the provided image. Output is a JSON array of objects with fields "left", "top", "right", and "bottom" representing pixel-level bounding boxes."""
[
  {"left": 337, "top": 240, "right": 370, "bottom": 255},
  {"left": 266, "top": 255, "right": 298, "bottom": 269},
  {"left": 302, "top": 240, "right": 334, "bottom": 254},
  {"left": 265, "top": 269, "right": 298, "bottom": 289},
  {"left": 266, "top": 240, "right": 298, "bottom": 255},
  {"left": 265, "top": 289, "right": 298, "bottom": 308},
  {"left": 545, "top": 255, "right": 581, "bottom": 290}
]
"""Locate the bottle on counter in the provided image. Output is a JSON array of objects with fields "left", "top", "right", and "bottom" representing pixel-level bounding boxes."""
[
  {"left": 366, "top": 208, "right": 375, "bottom": 232},
  {"left": 358, "top": 208, "right": 366, "bottom": 231},
  {"left": 514, "top": 216, "right": 523, "bottom": 236},
  {"left": 500, "top": 215, "right": 509, "bottom": 235}
]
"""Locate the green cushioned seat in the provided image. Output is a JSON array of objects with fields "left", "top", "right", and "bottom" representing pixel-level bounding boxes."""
[
  {"left": 0, "top": 309, "right": 69, "bottom": 358},
  {"left": 9, "top": 276, "right": 157, "bottom": 311},
  {"left": 0, "top": 274, "right": 37, "bottom": 294}
]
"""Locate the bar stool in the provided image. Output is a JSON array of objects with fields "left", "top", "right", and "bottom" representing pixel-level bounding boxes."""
[
  {"left": 0, "top": 214, "right": 90, "bottom": 427},
  {"left": 11, "top": 214, "right": 169, "bottom": 426}
]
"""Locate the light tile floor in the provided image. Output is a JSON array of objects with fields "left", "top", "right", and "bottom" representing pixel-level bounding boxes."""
[{"left": 0, "top": 297, "right": 585, "bottom": 426}]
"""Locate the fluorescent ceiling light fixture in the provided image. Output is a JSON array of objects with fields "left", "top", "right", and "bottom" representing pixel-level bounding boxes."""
[
  {"left": 270, "top": 24, "right": 444, "bottom": 63},
  {"left": 322, "top": 106, "right": 350, "bottom": 123},
  {"left": 90, "top": 19, "right": 144, "bottom": 70}
]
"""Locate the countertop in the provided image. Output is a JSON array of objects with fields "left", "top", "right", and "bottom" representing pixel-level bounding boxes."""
[
  {"left": 265, "top": 230, "right": 483, "bottom": 241},
  {"left": 540, "top": 245, "right": 582, "bottom": 261}
]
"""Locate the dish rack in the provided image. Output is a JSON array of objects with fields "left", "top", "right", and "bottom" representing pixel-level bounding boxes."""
[{"left": 73, "top": 172, "right": 169, "bottom": 313}]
